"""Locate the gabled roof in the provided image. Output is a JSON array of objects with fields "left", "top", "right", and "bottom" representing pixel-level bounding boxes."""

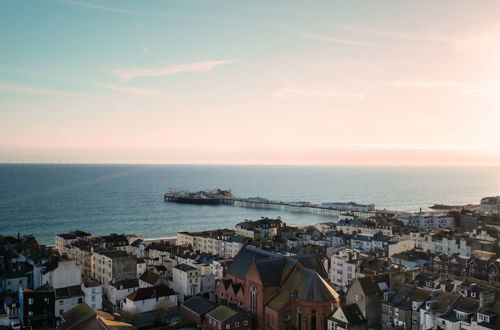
[
  {"left": 126, "top": 285, "right": 175, "bottom": 301},
  {"left": 267, "top": 266, "right": 339, "bottom": 310},
  {"left": 330, "top": 303, "right": 366, "bottom": 325},
  {"left": 254, "top": 258, "right": 295, "bottom": 287},
  {"left": 182, "top": 296, "right": 217, "bottom": 316},
  {"left": 226, "top": 245, "right": 328, "bottom": 283},
  {"left": 206, "top": 305, "right": 241, "bottom": 323},
  {"left": 139, "top": 269, "right": 160, "bottom": 285},
  {"left": 59, "top": 303, "right": 96, "bottom": 329},
  {"left": 356, "top": 277, "right": 381, "bottom": 296},
  {"left": 110, "top": 279, "right": 139, "bottom": 290},
  {"left": 60, "top": 303, "right": 136, "bottom": 330},
  {"left": 226, "top": 245, "right": 279, "bottom": 279},
  {"left": 432, "top": 292, "right": 461, "bottom": 314}
]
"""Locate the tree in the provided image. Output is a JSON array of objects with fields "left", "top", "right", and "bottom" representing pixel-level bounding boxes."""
[
  {"left": 155, "top": 298, "right": 175, "bottom": 323},
  {"left": 122, "top": 307, "right": 140, "bottom": 325}
]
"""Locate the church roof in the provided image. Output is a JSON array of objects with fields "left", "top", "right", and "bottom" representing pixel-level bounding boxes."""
[
  {"left": 227, "top": 245, "right": 328, "bottom": 285},
  {"left": 267, "top": 267, "right": 339, "bottom": 310},
  {"left": 226, "top": 245, "right": 279, "bottom": 279}
]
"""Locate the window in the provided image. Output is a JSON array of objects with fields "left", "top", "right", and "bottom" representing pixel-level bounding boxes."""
[
  {"left": 243, "top": 321, "right": 248, "bottom": 326},
  {"left": 250, "top": 285, "right": 257, "bottom": 312},
  {"left": 28, "top": 298, "right": 34, "bottom": 305},
  {"left": 59, "top": 301, "right": 64, "bottom": 305},
  {"left": 59, "top": 309, "right": 64, "bottom": 315},
  {"left": 235, "top": 322, "right": 239, "bottom": 327},
  {"left": 78, "top": 298, "right": 83, "bottom": 304},
  {"left": 226, "top": 325, "right": 230, "bottom": 329}
]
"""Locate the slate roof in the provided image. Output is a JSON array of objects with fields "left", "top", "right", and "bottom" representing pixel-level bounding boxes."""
[
  {"left": 267, "top": 267, "right": 339, "bottom": 310},
  {"left": 255, "top": 258, "right": 295, "bottom": 287},
  {"left": 97, "top": 250, "right": 130, "bottom": 258},
  {"left": 226, "top": 245, "right": 279, "bottom": 279},
  {"left": 175, "top": 263, "right": 197, "bottom": 272},
  {"left": 330, "top": 303, "right": 366, "bottom": 325},
  {"left": 453, "top": 296, "right": 479, "bottom": 313},
  {"left": 294, "top": 254, "right": 329, "bottom": 279},
  {"left": 356, "top": 277, "right": 382, "bottom": 296},
  {"left": 57, "top": 230, "right": 91, "bottom": 240},
  {"left": 226, "top": 245, "right": 328, "bottom": 283},
  {"left": 60, "top": 303, "right": 136, "bottom": 330},
  {"left": 59, "top": 303, "right": 96, "bottom": 329},
  {"left": 182, "top": 296, "right": 217, "bottom": 316},
  {"left": 139, "top": 269, "right": 160, "bottom": 285},
  {"left": 126, "top": 285, "right": 175, "bottom": 301},
  {"left": 399, "top": 287, "right": 430, "bottom": 310},
  {"left": 110, "top": 279, "right": 139, "bottom": 290},
  {"left": 206, "top": 305, "right": 240, "bottom": 323},
  {"left": 55, "top": 285, "right": 85, "bottom": 299},
  {"left": 433, "top": 292, "right": 461, "bottom": 314}
]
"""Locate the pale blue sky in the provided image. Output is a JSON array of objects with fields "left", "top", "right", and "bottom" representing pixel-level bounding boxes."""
[{"left": 1, "top": 1, "right": 500, "bottom": 164}]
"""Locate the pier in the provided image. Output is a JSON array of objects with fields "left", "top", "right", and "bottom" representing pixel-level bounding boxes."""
[
  {"left": 165, "top": 189, "right": 396, "bottom": 219},
  {"left": 222, "top": 198, "right": 395, "bottom": 219}
]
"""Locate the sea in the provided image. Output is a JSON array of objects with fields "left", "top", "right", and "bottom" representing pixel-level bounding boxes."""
[{"left": 1, "top": 164, "right": 500, "bottom": 246}]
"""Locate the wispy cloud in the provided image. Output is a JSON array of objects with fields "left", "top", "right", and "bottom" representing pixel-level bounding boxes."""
[
  {"left": 299, "top": 32, "right": 386, "bottom": 47},
  {"left": 60, "top": 0, "right": 136, "bottom": 14},
  {"left": 273, "top": 88, "right": 365, "bottom": 100},
  {"left": 386, "top": 80, "right": 461, "bottom": 89},
  {"left": 339, "top": 25, "right": 453, "bottom": 44},
  {"left": 60, "top": 0, "right": 219, "bottom": 22},
  {"left": 440, "top": 89, "right": 486, "bottom": 100},
  {"left": 339, "top": 25, "right": 500, "bottom": 51},
  {"left": 0, "top": 83, "right": 80, "bottom": 97},
  {"left": 98, "top": 84, "right": 165, "bottom": 97},
  {"left": 114, "top": 60, "right": 236, "bottom": 81}
]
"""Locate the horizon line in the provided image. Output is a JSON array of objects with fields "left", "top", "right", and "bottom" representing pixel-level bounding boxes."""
[{"left": 1, "top": 162, "right": 500, "bottom": 168}]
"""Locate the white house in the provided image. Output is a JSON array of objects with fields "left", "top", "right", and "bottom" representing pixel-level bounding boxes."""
[
  {"left": 107, "top": 279, "right": 139, "bottom": 311},
  {"left": 81, "top": 280, "right": 102, "bottom": 310},
  {"left": 41, "top": 258, "right": 81, "bottom": 289},
  {"left": 139, "top": 269, "right": 166, "bottom": 288},
  {"left": 350, "top": 233, "right": 391, "bottom": 252},
  {"left": 411, "top": 232, "right": 473, "bottom": 257},
  {"left": 480, "top": 196, "right": 500, "bottom": 213},
  {"left": 91, "top": 250, "right": 137, "bottom": 286},
  {"left": 397, "top": 212, "right": 454, "bottom": 229},
  {"left": 329, "top": 249, "right": 361, "bottom": 292},
  {"left": 172, "top": 264, "right": 201, "bottom": 302},
  {"left": 55, "top": 231, "right": 91, "bottom": 255},
  {"left": 55, "top": 285, "right": 85, "bottom": 318},
  {"left": 122, "top": 285, "right": 177, "bottom": 314}
]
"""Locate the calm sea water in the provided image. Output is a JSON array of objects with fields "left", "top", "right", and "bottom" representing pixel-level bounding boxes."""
[{"left": 1, "top": 164, "right": 500, "bottom": 245}]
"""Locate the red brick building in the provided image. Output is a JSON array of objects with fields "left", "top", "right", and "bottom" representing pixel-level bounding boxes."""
[
  {"left": 180, "top": 296, "right": 217, "bottom": 327},
  {"left": 204, "top": 305, "right": 253, "bottom": 330},
  {"left": 215, "top": 246, "right": 340, "bottom": 330}
]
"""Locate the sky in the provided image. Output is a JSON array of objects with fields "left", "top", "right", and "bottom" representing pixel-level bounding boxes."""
[{"left": 1, "top": 0, "right": 500, "bottom": 165}]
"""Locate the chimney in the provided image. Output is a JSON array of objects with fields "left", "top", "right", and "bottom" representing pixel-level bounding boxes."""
[{"left": 480, "top": 291, "right": 495, "bottom": 308}]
